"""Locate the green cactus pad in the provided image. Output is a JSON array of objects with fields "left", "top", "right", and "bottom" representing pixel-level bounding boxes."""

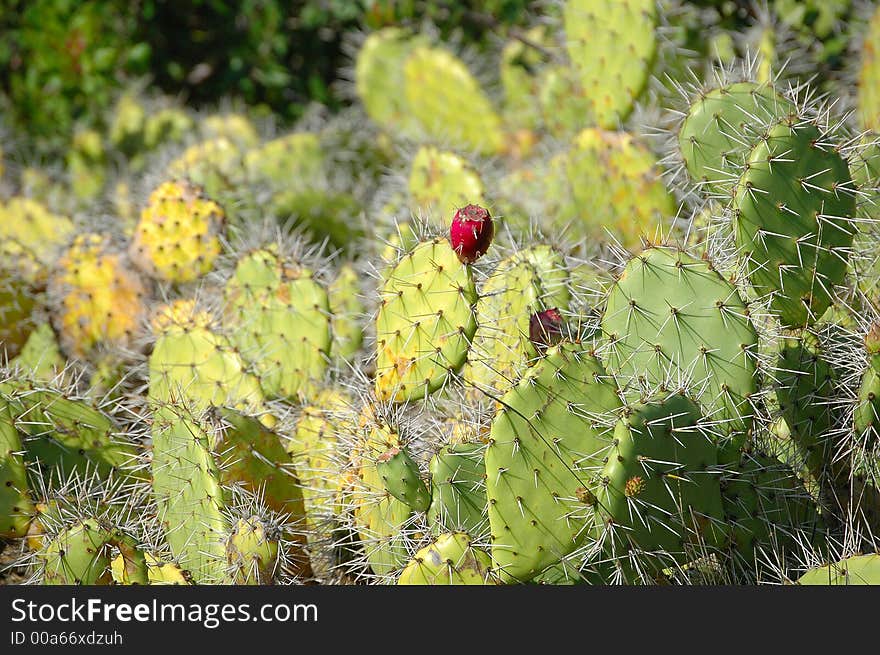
[
  {"left": 546, "top": 129, "right": 677, "bottom": 250},
  {"left": 355, "top": 28, "right": 424, "bottom": 138},
  {"left": 2, "top": 387, "right": 140, "bottom": 480},
  {"left": 464, "top": 246, "right": 570, "bottom": 395},
  {"left": 151, "top": 406, "right": 230, "bottom": 584},
  {"left": 398, "top": 532, "right": 493, "bottom": 585},
  {"left": 858, "top": 6, "right": 880, "bottom": 132},
  {"left": 246, "top": 132, "right": 324, "bottom": 187},
  {"left": 774, "top": 337, "right": 838, "bottom": 473},
  {"left": 0, "top": 197, "right": 74, "bottom": 268},
  {"left": 329, "top": 263, "right": 364, "bottom": 363},
  {"left": 403, "top": 46, "right": 505, "bottom": 156},
  {"left": 224, "top": 248, "right": 331, "bottom": 402},
  {"left": 0, "top": 250, "right": 40, "bottom": 359},
  {"left": 148, "top": 300, "right": 268, "bottom": 420},
  {"left": 214, "top": 409, "right": 307, "bottom": 531},
  {"left": 855, "top": 366, "right": 880, "bottom": 445},
  {"left": 40, "top": 519, "right": 147, "bottom": 585},
  {"left": 9, "top": 323, "right": 65, "bottom": 381},
  {"left": 720, "top": 451, "right": 824, "bottom": 569},
  {"left": 227, "top": 516, "right": 281, "bottom": 585},
  {"left": 407, "top": 146, "right": 486, "bottom": 225},
  {"left": 563, "top": 0, "right": 657, "bottom": 129},
  {"left": 798, "top": 554, "right": 880, "bottom": 585},
  {"left": 376, "top": 446, "right": 431, "bottom": 513},
  {"left": 734, "top": 120, "right": 856, "bottom": 328},
  {"left": 427, "top": 442, "right": 487, "bottom": 536},
  {"left": 537, "top": 66, "right": 593, "bottom": 138},
  {"left": 602, "top": 246, "right": 758, "bottom": 452},
  {"left": 678, "top": 82, "right": 795, "bottom": 193},
  {"left": 0, "top": 399, "right": 34, "bottom": 538},
  {"left": 485, "top": 343, "right": 622, "bottom": 582},
  {"left": 375, "top": 238, "right": 478, "bottom": 402},
  {"left": 596, "top": 394, "right": 725, "bottom": 578},
  {"left": 350, "top": 425, "right": 413, "bottom": 577}
]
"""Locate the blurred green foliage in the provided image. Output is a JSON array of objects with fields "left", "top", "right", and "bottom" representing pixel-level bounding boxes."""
[{"left": 0, "top": 0, "right": 531, "bottom": 157}]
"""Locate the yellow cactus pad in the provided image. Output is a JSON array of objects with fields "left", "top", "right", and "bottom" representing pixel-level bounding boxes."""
[
  {"left": 130, "top": 180, "right": 225, "bottom": 283},
  {"left": 50, "top": 234, "right": 146, "bottom": 357}
]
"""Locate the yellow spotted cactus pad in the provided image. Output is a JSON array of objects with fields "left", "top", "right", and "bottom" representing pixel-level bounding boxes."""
[{"left": 130, "top": 180, "right": 225, "bottom": 284}]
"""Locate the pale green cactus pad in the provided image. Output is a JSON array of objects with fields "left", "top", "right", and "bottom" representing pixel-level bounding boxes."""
[
  {"left": 40, "top": 519, "right": 147, "bottom": 585},
  {"left": 563, "top": 0, "right": 657, "bottom": 129},
  {"left": 151, "top": 405, "right": 230, "bottom": 584},
  {"left": 546, "top": 129, "right": 676, "bottom": 250},
  {"left": 398, "top": 532, "right": 493, "bottom": 585},
  {"left": 356, "top": 28, "right": 424, "bottom": 137},
  {"left": 403, "top": 46, "right": 505, "bottom": 155},
  {"left": 798, "top": 554, "right": 880, "bottom": 585},
  {"left": 485, "top": 343, "right": 622, "bottom": 582},
  {"left": 407, "top": 146, "right": 486, "bottom": 225},
  {"left": 464, "top": 246, "right": 570, "bottom": 396},
  {"left": 375, "top": 239, "right": 477, "bottom": 402},
  {"left": 149, "top": 300, "right": 268, "bottom": 421},
  {"left": 734, "top": 120, "right": 856, "bottom": 328},
  {"left": 224, "top": 248, "right": 331, "bottom": 402},
  {"left": 427, "top": 442, "right": 487, "bottom": 536},
  {"left": 350, "top": 425, "right": 413, "bottom": 577}
]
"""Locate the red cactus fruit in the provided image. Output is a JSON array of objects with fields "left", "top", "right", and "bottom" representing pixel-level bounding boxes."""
[{"left": 449, "top": 204, "right": 494, "bottom": 264}]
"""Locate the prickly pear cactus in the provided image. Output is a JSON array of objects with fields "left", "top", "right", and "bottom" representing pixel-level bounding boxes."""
[
  {"left": 545, "top": 129, "right": 676, "bottom": 250},
  {"left": 733, "top": 120, "right": 856, "bottom": 328},
  {"left": 355, "top": 28, "right": 424, "bottom": 138},
  {"left": 2, "top": 386, "right": 140, "bottom": 480},
  {"left": 427, "top": 442, "right": 487, "bottom": 536},
  {"left": 130, "top": 180, "right": 225, "bottom": 284},
  {"left": 0, "top": 399, "right": 34, "bottom": 538},
  {"left": 227, "top": 516, "right": 281, "bottom": 585},
  {"left": 375, "top": 238, "right": 478, "bottom": 402},
  {"left": 407, "top": 146, "right": 486, "bottom": 225},
  {"left": 40, "top": 519, "right": 147, "bottom": 585},
  {"left": 348, "top": 423, "right": 413, "bottom": 578},
  {"left": 596, "top": 393, "right": 725, "bottom": 582},
  {"left": 858, "top": 5, "right": 880, "bottom": 132},
  {"left": 464, "top": 246, "right": 570, "bottom": 395},
  {"left": 602, "top": 245, "right": 758, "bottom": 455},
  {"left": 403, "top": 46, "right": 505, "bottom": 155},
  {"left": 223, "top": 248, "right": 331, "bottom": 402},
  {"left": 798, "top": 554, "right": 880, "bottom": 585},
  {"left": 151, "top": 405, "right": 230, "bottom": 584},
  {"left": 485, "top": 343, "right": 622, "bottom": 582},
  {"left": 563, "top": 0, "right": 657, "bottom": 129},
  {"left": 148, "top": 300, "right": 268, "bottom": 419},
  {"left": 720, "top": 451, "right": 823, "bottom": 573},
  {"left": 376, "top": 445, "right": 431, "bottom": 512},
  {"left": 398, "top": 532, "right": 493, "bottom": 585},
  {"left": 678, "top": 82, "right": 794, "bottom": 193},
  {"left": 49, "top": 233, "right": 146, "bottom": 358}
]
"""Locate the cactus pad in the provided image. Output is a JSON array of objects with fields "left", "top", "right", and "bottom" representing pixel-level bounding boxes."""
[
  {"left": 223, "top": 248, "right": 331, "bottom": 402},
  {"left": 563, "top": 0, "right": 657, "bottom": 129},
  {"left": 375, "top": 239, "right": 477, "bottom": 402},
  {"left": 130, "top": 180, "right": 225, "bottom": 284},
  {"left": 734, "top": 120, "right": 856, "bottom": 327},
  {"left": 602, "top": 246, "right": 758, "bottom": 451},
  {"left": 398, "top": 532, "right": 493, "bottom": 585},
  {"left": 485, "top": 344, "right": 622, "bottom": 582}
]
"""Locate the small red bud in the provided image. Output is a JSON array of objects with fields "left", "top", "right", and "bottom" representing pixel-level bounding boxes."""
[
  {"left": 529, "top": 308, "right": 566, "bottom": 353},
  {"left": 449, "top": 204, "right": 493, "bottom": 264}
]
